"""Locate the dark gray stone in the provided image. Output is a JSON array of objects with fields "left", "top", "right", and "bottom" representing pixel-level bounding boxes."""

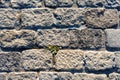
[{"left": 0, "top": 52, "right": 22, "bottom": 72}]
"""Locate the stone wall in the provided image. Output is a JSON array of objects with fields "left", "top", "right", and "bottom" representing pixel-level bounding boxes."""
[{"left": 0, "top": 0, "right": 120, "bottom": 80}]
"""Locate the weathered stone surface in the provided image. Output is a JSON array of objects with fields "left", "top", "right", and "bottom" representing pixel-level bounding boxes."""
[
  {"left": 83, "top": 8, "right": 119, "bottom": 29},
  {"left": 39, "top": 72, "right": 73, "bottom": 80},
  {"left": 11, "top": 0, "right": 42, "bottom": 9},
  {"left": 44, "top": 0, "right": 73, "bottom": 7},
  {"left": 109, "top": 73, "right": 120, "bottom": 80},
  {"left": 0, "top": 52, "right": 21, "bottom": 72},
  {"left": 22, "top": 49, "right": 52, "bottom": 71},
  {"left": 105, "top": 29, "right": 120, "bottom": 50},
  {"left": 115, "top": 53, "right": 120, "bottom": 72},
  {"left": 73, "top": 73, "right": 108, "bottom": 80},
  {"left": 22, "top": 8, "right": 54, "bottom": 29},
  {"left": 37, "top": 29, "right": 71, "bottom": 48},
  {"left": 0, "top": 30, "right": 37, "bottom": 51},
  {"left": 0, "top": 9, "right": 20, "bottom": 29},
  {"left": 70, "top": 29, "right": 105, "bottom": 49},
  {"left": 84, "top": 51, "right": 115, "bottom": 71},
  {"left": 8, "top": 72, "right": 38, "bottom": 80},
  {"left": 53, "top": 8, "right": 84, "bottom": 27},
  {"left": 105, "top": 0, "right": 120, "bottom": 8},
  {"left": 55, "top": 50, "right": 84, "bottom": 71},
  {"left": 0, "top": 73, "right": 7, "bottom": 80},
  {"left": 76, "top": 0, "right": 105, "bottom": 7},
  {"left": 0, "top": 0, "right": 10, "bottom": 8}
]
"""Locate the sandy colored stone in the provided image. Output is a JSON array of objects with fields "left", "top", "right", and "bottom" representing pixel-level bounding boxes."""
[{"left": 109, "top": 73, "right": 120, "bottom": 80}]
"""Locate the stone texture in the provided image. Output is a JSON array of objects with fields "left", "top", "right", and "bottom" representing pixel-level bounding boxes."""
[
  {"left": 0, "top": 52, "right": 21, "bottom": 72},
  {"left": 109, "top": 73, "right": 120, "bottom": 80},
  {"left": 83, "top": 8, "right": 119, "bottom": 29},
  {"left": 0, "top": 73, "right": 7, "bottom": 80},
  {"left": 114, "top": 53, "right": 120, "bottom": 72},
  {"left": 84, "top": 51, "right": 115, "bottom": 71},
  {"left": 22, "top": 8, "right": 54, "bottom": 29},
  {"left": 22, "top": 49, "right": 52, "bottom": 71},
  {"left": 55, "top": 50, "right": 84, "bottom": 71},
  {"left": 44, "top": 0, "right": 73, "bottom": 7},
  {"left": 0, "top": 30, "right": 37, "bottom": 51},
  {"left": 70, "top": 29, "right": 105, "bottom": 50},
  {"left": 73, "top": 73, "right": 108, "bottom": 80},
  {"left": 0, "top": 9, "right": 20, "bottom": 29},
  {"left": 76, "top": 0, "right": 105, "bottom": 7},
  {"left": 53, "top": 8, "right": 84, "bottom": 27},
  {"left": 105, "top": 29, "right": 120, "bottom": 50},
  {"left": 11, "top": 0, "right": 42, "bottom": 9},
  {"left": 8, "top": 72, "right": 38, "bottom": 80},
  {"left": 105, "top": 0, "right": 120, "bottom": 8},
  {"left": 39, "top": 72, "right": 73, "bottom": 80},
  {"left": 0, "top": 0, "right": 10, "bottom": 8},
  {"left": 37, "top": 29, "right": 71, "bottom": 48}
]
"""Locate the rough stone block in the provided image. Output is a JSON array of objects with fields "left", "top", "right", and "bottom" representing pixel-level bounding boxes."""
[
  {"left": 76, "top": 0, "right": 105, "bottom": 7},
  {"left": 70, "top": 29, "right": 105, "bottom": 49},
  {"left": 53, "top": 8, "right": 84, "bottom": 27},
  {"left": 105, "top": 29, "right": 120, "bottom": 50},
  {"left": 109, "top": 73, "right": 120, "bottom": 80},
  {"left": 0, "top": 73, "right": 7, "bottom": 80},
  {"left": 0, "top": 9, "right": 20, "bottom": 29},
  {"left": 115, "top": 53, "right": 120, "bottom": 72},
  {"left": 84, "top": 51, "right": 115, "bottom": 71},
  {"left": 0, "top": 52, "right": 21, "bottom": 72},
  {"left": 22, "top": 8, "right": 54, "bottom": 29},
  {"left": 39, "top": 72, "right": 73, "bottom": 80},
  {"left": 22, "top": 49, "right": 52, "bottom": 71},
  {"left": 55, "top": 50, "right": 84, "bottom": 71},
  {"left": 44, "top": 0, "right": 73, "bottom": 7},
  {"left": 8, "top": 72, "right": 38, "bottom": 80},
  {"left": 11, "top": 0, "right": 42, "bottom": 9},
  {"left": 83, "top": 8, "right": 119, "bottom": 29},
  {"left": 73, "top": 73, "right": 108, "bottom": 80},
  {"left": 0, "top": 30, "right": 37, "bottom": 51}
]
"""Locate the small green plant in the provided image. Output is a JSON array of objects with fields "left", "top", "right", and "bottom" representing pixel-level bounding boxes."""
[{"left": 45, "top": 45, "right": 61, "bottom": 65}]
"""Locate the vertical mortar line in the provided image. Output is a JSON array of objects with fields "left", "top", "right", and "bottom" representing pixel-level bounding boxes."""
[
  {"left": 37, "top": 71, "right": 40, "bottom": 80},
  {"left": 82, "top": 51, "right": 86, "bottom": 73},
  {"left": 72, "top": 0, "right": 78, "bottom": 8},
  {"left": 41, "top": 0, "right": 45, "bottom": 8}
]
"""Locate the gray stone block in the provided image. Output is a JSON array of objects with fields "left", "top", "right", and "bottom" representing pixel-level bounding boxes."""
[
  {"left": 109, "top": 73, "right": 120, "bottom": 80},
  {"left": 11, "top": 0, "right": 42, "bottom": 9},
  {"left": 39, "top": 72, "right": 73, "bottom": 80},
  {"left": 0, "top": 9, "right": 20, "bottom": 29},
  {"left": 84, "top": 51, "right": 115, "bottom": 71},
  {"left": 8, "top": 72, "right": 38, "bottom": 80},
  {"left": 0, "top": 73, "right": 7, "bottom": 80},
  {"left": 73, "top": 73, "right": 108, "bottom": 80},
  {"left": 0, "top": 52, "right": 22, "bottom": 72},
  {"left": 76, "top": 0, "right": 105, "bottom": 7},
  {"left": 0, "top": 30, "right": 37, "bottom": 51},
  {"left": 21, "top": 49, "right": 52, "bottom": 71},
  {"left": 44, "top": 0, "right": 73, "bottom": 7},
  {"left": 22, "top": 8, "right": 54, "bottom": 29},
  {"left": 105, "top": 29, "right": 120, "bottom": 50},
  {"left": 55, "top": 50, "right": 84, "bottom": 71},
  {"left": 83, "top": 8, "right": 119, "bottom": 29},
  {"left": 53, "top": 8, "right": 84, "bottom": 27}
]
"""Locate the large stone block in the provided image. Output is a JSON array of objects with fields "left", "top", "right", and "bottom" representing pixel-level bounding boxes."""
[
  {"left": 11, "top": 0, "right": 42, "bottom": 9},
  {"left": 53, "top": 8, "right": 84, "bottom": 27},
  {"left": 0, "top": 73, "right": 7, "bottom": 80},
  {"left": 0, "top": 52, "right": 22, "bottom": 72},
  {"left": 0, "top": 30, "right": 37, "bottom": 51},
  {"left": 8, "top": 72, "right": 38, "bottom": 80},
  {"left": 0, "top": 9, "right": 20, "bottom": 29},
  {"left": 39, "top": 72, "right": 73, "bottom": 80},
  {"left": 84, "top": 51, "right": 115, "bottom": 71},
  {"left": 105, "top": 29, "right": 120, "bottom": 50},
  {"left": 109, "top": 73, "right": 120, "bottom": 80},
  {"left": 83, "top": 8, "right": 119, "bottom": 29},
  {"left": 55, "top": 50, "right": 84, "bottom": 71},
  {"left": 73, "top": 73, "right": 108, "bottom": 80},
  {"left": 44, "top": 0, "right": 73, "bottom": 7},
  {"left": 21, "top": 49, "right": 52, "bottom": 71},
  {"left": 22, "top": 8, "right": 54, "bottom": 29},
  {"left": 76, "top": 0, "right": 105, "bottom": 7}
]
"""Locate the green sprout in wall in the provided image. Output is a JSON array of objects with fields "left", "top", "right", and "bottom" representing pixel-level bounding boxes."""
[{"left": 46, "top": 45, "right": 61, "bottom": 65}]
